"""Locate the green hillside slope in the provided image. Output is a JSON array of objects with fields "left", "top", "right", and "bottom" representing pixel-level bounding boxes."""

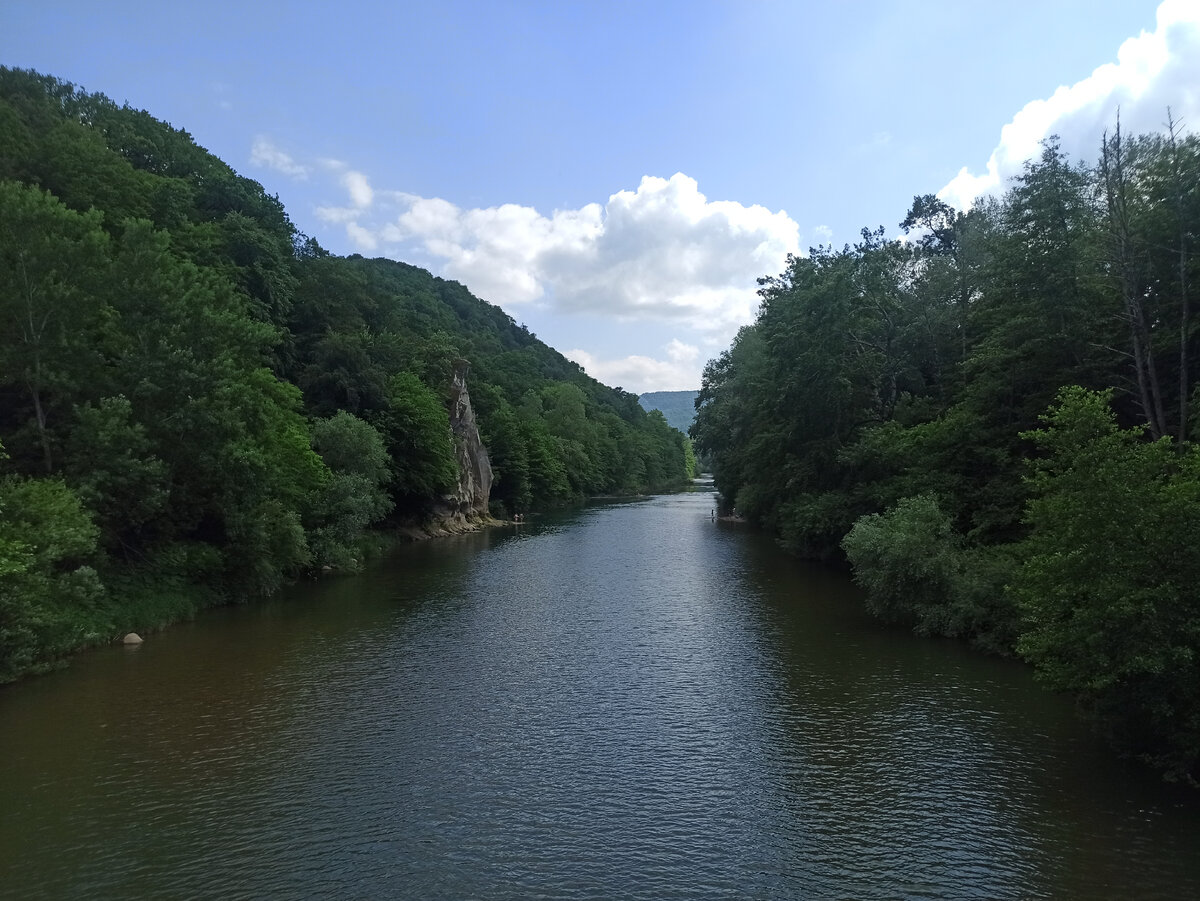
[
  {"left": 0, "top": 66, "right": 694, "bottom": 681},
  {"left": 639, "top": 390, "right": 699, "bottom": 434}
]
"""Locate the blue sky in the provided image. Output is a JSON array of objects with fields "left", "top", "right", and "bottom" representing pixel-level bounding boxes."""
[{"left": 4, "top": 1, "right": 1198, "bottom": 391}]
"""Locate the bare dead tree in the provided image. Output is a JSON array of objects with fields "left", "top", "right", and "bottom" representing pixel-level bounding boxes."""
[
  {"left": 1100, "top": 113, "right": 1166, "bottom": 438},
  {"left": 1166, "top": 108, "right": 1191, "bottom": 441}
]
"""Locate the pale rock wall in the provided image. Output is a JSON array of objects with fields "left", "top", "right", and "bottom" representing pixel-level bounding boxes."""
[{"left": 441, "top": 359, "right": 493, "bottom": 519}]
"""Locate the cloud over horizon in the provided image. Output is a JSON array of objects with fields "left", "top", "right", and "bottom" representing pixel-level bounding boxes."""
[
  {"left": 566, "top": 339, "right": 702, "bottom": 394},
  {"left": 250, "top": 142, "right": 802, "bottom": 389},
  {"left": 939, "top": 0, "right": 1200, "bottom": 210},
  {"left": 329, "top": 173, "right": 803, "bottom": 338},
  {"left": 251, "top": 139, "right": 805, "bottom": 388},
  {"left": 246, "top": 0, "right": 1200, "bottom": 393},
  {"left": 249, "top": 137, "right": 308, "bottom": 179}
]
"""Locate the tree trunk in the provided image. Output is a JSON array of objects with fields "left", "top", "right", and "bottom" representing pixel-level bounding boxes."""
[
  {"left": 28, "top": 367, "right": 52, "bottom": 474},
  {"left": 1168, "top": 110, "right": 1191, "bottom": 442},
  {"left": 1101, "top": 119, "right": 1166, "bottom": 439}
]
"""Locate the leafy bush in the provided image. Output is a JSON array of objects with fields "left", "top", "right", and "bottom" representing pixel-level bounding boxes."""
[{"left": 842, "top": 494, "right": 1017, "bottom": 651}]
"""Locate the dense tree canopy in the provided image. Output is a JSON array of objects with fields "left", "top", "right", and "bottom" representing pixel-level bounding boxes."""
[
  {"left": 693, "top": 125, "right": 1200, "bottom": 781},
  {"left": 0, "top": 67, "right": 693, "bottom": 682}
]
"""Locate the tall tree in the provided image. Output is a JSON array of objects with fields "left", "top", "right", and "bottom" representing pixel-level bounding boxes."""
[
  {"left": 1100, "top": 116, "right": 1167, "bottom": 437},
  {"left": 0, "top": 183, "right": 112, "bottom": 473},
  {"left": 1014, "top": 387, "right": 1200, "bottom": 781}
]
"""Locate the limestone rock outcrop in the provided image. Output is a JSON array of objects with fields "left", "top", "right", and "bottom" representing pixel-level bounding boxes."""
[{"left": 440, "top": 359, "right": 493, "bottom": 520}]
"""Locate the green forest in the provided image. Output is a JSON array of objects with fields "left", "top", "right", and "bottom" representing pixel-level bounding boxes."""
[
  {"left": 639, "top": 391, "right": 699, "bottom": 435},
  {"left": 0, "top": 68, "right": 694, "bottom": 684},
  {"left": 4, "top": 63, "right": 1198, "bottom": 786},
  {"left": 692, "top": 119, "right": 1200, "bottom": 781}
]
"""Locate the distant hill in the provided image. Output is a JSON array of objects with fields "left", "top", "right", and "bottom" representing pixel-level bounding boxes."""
[{"left": 639, "top": 390, "right": 699, "bottom": 434}]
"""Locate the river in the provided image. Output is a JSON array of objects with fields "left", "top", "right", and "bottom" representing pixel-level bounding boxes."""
[{"left": 1, "top": 484, "right": 1197, "bottom": 899}]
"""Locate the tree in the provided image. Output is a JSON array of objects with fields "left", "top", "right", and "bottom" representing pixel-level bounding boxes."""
[
  {"left": 371, "top": 372, "right": 459, "bottom": 506},
  {"left": 61, "top": 395, "right": 169, "bottom": 554},
  {"left": 843, "top": 493, "right": 1018, "bottom": 652},
  {"left": 0, "top": 182, "right": 112, "bottom": 473},
  {"left": 306, "top": 412, "right": 393, "bottom": 567},
  {"left": 479, "top": 400, "right": 532, "bottom": 515},
  {"left": 0, "top": 472, "right": 103, "bottom": 680},
  {"left": 901, "top": 194, "right": 990, "bottom": 363},
  {"left": 1013, "top": 386, "right": 1200, "bottom": 780},
  {"left": 1164, "top": 110, "right": 1194, "bottom": 441},
  {"left": 1100, "top": 117, "right": 1167, "bottom": 438}
]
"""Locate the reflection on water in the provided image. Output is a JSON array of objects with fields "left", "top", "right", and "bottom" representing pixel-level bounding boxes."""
[{"left": 1, "top": 488, "right": 1198, "bottom": 900}]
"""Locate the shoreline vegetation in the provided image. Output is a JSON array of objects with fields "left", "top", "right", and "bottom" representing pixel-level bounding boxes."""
[
  {"left": 692, "top": 121, "right": 1200, "bottom": 783},
  {"left": 4, "top": 65, "right": 1195, "bottom": 790},
  {"left": 0, "top": 67, "right": 695, "bottom": 685}
]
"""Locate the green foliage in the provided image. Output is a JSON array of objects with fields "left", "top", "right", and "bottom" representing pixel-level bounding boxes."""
[
  {"left": 682, "top": 436, "right": 697, "bottom": 480},
  {"left": 307, "top": 412, "right": 393, "bottom": 567},
  {"left": 0, "top": 64, "right": 693, "bottom": 682},
  {"left": 372, "top": 372, "right": 460, "bottom": 504},
  {"left": 479, "top": 398, "right": 533, "bottom": 514},
  {"left": 842, "top": 494, "right": 1017, "bottom": 652},
  {"left": 693, "top": 125, "right": 1200, "bottom": 778},
  {"left": 639, "top": 390, "right": 699, "bottom": 434},
  {"left": 0, "top": 181, "right": 112, "bottom": 473},
  {"left": 311, "top": 411, "right": 391, "bottom": 483},
  {"left": 62, "top": 396, "right": 169, "bottom": 550},
  {"left": 843, "top": 495, "right": 962, "bottom": 627},
  {"left": 521, "top": 415, "right": 573, "bottom": 503},
  {"left": 0, "top": 475, "right": 103, "bottom": 680},
  {"left": 1013, "top": 387, "right": 1200, "bottom": 780}
]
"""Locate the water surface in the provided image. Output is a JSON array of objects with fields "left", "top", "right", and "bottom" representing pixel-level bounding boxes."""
[{"left": 1, "top": 487, "right": 1197, "bottom": 899}]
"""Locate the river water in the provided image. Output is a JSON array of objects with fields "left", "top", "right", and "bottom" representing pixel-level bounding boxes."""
[{"left": 1, "top": 485, "right": 1197, "bottom": 899}]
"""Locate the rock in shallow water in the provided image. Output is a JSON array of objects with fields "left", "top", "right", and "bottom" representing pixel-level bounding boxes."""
[{"left": 122, "top": 632, "right": 143, "bottom": 645}]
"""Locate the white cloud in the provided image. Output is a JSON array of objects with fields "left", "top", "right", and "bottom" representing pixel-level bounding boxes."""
[
  {"left": 251, "top": 145, "right": 799, "bottom": 391},
  {"left": 251, "top": 137, "right": 798, "bottom": 336},
  {"left": 541, "top": 175, "right": 798, "bottom": 328},
  {"left": 313, "top": 205, "right": 358, "bottom": 224},
  {"left": 940, "top": 0, "right": 1200, "bottom": 210},
  {"left": 665, "top": 338, "right": 699, "bottom": 365},
  {"left": 343, "top": 170, "right": 374, "bottom": 208},
  {"left": 345, "top": 222, "right": 378, "bottom": 252},
  {"left": 566, "top": 340, "right": 703, "bottom": 392},
  {"left": 313, "top": 169, "right": 376, "bottom": 226},
  {"left": 370, "top": 172, "right": 799, "bottom": 335},
  {"left": 249, "top": 136, "right": 308, "bottom": 179}
]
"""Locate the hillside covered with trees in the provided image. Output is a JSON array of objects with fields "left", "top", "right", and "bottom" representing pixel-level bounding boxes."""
[
  {"left": 0, "top": 68, "right": 694, "bottom": 683},
  {"left": 692, "top": 122, "right": 1200, "bottom": 782},
  {"left": 639, "top": 391, "right": 699, "bottom": 435}
]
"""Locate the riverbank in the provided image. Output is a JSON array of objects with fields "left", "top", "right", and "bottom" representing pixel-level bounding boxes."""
[
  {"left": 2, "top": 484, "right": 690, "bottom": 686},
  {"left": 393, "top": 511, "right": 505, "bottom": 541},
  {"left": 0, "top": 509, "right": 515, "bottom": 687}
]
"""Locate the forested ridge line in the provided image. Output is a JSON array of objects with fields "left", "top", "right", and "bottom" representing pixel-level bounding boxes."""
[
  {"left": 692, "top": 121, "right": 1200, "bottom": 782},
  {"left": 0, "top": 67, "right": 695, "bottom": 684},
  {"left": 639, "top": 391, "right": 700, "bottom": 435}
]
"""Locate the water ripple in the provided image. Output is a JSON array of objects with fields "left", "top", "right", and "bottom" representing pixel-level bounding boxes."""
[{"left": 2, "top": 491, "right": 1199, "bottom": 899}]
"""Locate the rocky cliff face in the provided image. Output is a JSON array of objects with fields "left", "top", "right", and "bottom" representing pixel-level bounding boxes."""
[{"left": 442, "top": 359, "right": 493, "bottom": 519}]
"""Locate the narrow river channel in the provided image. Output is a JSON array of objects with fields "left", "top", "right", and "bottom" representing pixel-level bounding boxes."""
[{"left": 1, "top": 484, "right": 1198, "bottom": 899}]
